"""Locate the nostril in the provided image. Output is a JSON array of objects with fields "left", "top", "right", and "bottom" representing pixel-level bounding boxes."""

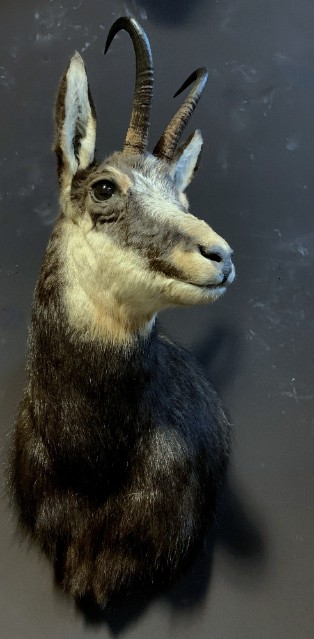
[
  {"left": 198, "top": 245, "right": 222, "bottom": 262},
  {"left": 208, "top": 252, "right": 222, "bottom": 263}
]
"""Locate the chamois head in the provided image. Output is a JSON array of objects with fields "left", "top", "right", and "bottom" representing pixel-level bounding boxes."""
[{"left": 53, "top": 17, "right": 235, "bottom": 343}]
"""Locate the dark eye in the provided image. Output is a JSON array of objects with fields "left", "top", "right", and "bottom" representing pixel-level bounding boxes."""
[{"left": 91, "top": 180, "right": 115, "bottom": 202}]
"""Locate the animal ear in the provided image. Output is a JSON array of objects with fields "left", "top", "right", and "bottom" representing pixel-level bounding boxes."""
[
  {"left": 169, "top": 129, "right": 203, "bottom": 192},
  {"left": 54, "top": 52, "right": 96, "bottom": 184}
]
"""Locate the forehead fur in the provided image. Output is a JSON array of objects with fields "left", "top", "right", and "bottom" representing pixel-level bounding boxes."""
[
  {"left": 73, "top": 152, "right": 178, "bottom": 200},
  {"left": 103, "top": 151, "right": 169, "bottom": 180}
]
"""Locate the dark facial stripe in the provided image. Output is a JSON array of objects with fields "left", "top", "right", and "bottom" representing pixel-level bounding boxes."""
[
  {"left": 147, "top": 254, "right": 185, "bottom": 281},
  {"left": 90, "top": 212, "right": 120, "bottom": 227}
]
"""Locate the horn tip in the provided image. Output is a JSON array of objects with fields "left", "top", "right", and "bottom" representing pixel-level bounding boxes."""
[
  {"left": 104, "top": 31, "right": 113, "bottom": 55},
  {"left": 173, "top": 67, "right": 208, "bottom": 98},
  {"left": 104, "top": 16, "right": 126, "bottom": 54}
]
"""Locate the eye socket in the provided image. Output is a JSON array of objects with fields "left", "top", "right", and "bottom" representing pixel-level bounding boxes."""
[{"left": 91, "top": 180, "right": 115, "bottom": 202}]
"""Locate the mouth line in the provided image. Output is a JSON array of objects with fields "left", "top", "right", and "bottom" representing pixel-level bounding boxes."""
[
  {"left": 189, "top": 280, "right": 227, "bottom": 290},
  {"left": 169, "top": 272, "right": 233, "bottom": 291}
]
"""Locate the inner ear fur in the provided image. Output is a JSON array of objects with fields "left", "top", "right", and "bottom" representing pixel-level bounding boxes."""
[
  {"left": 54, "top": 52, "right": 97, "bottom": 185},
  {"left": 170, "top": 129, "right": 203, "bottom": 193}
]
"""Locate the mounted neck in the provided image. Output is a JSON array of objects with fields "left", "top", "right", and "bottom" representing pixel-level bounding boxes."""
[
  {"left": 57, "top": 215, "right": 157, "bottom": 347},
  {"left": 29, "top": 217, "right": 159, "bottom": 394},
  {"left": 63, "top": 277, "right": 156, "bottom": 347}
]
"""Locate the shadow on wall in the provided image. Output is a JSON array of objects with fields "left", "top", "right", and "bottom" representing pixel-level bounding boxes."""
[
  {"left": 167, "top": 477, "right": 267, "bottom": 613},
  {"left": 193, "top": 321, "right": 242, "bottom": 393},
  {"left": 141, "top": 0, "right": 210, "bottom": 25}
]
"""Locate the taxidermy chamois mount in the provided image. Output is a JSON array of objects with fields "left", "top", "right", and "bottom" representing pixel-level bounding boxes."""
[{"left": 10, "top": 17, "right": 235, "bottom": 607}]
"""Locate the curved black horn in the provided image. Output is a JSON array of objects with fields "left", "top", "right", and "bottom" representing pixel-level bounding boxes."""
[
  {"left": 153, "top": 68, "right": 208, "bottom": 162},
  {"left": 105, "top": 17, "right": 154, "bottom": 155}
]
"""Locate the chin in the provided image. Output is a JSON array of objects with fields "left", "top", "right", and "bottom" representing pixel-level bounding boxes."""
[
  {"left": 204, "top": 286, "right": 227, "bottom": 302},
  {"left": 163, "top": 280, "right": 228, "bottom": 307}
]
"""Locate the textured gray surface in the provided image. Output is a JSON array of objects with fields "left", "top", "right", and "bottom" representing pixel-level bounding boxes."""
[{"left": 1, "top": 0, "right": 313, "bottom": 637}]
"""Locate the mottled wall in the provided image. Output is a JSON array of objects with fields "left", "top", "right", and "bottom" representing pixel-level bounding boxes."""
[{"left": 0, "top": 1, "right": 313, "bottom": 638}]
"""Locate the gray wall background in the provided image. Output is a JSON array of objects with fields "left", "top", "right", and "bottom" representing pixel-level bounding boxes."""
[{"left": 0, "top": 1, "right": 313, "bottom": 637}]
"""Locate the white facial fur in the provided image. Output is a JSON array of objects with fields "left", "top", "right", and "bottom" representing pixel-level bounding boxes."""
[{"left": 55, "top": 53, "right": 235, "bottom": 344}]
